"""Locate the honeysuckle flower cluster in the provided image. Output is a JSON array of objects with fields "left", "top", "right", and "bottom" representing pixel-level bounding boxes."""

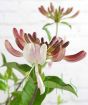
[
  {"left": 0, "top": 3, "right": 87, "bottom": 105},
  {"left": 39, "top": 3, "right": 79, "bottom": 23},
  {"left": 5, "top": 28, "right": 86, "bottom": 94}
]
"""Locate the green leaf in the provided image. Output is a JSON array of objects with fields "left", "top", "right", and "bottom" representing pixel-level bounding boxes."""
[
  {"left": 10, "top": 91, "right": 22, "bottom": 105},
  {"left": 0, "top": 80, "right": 7, "bottom": 90},
  {"left": 20, "top": 78, "right": 48, "bottom": 105},
  {"left": 0, "top": 73, "right": 5, "bottom": 80},
  {"left": 30, "top": 67, "right": 36, "bottom": 82},
  {"left": 21, "top": 78, "right": 36, "bottom": 105},
  {"left": 10, "top": 77, "right": 36, "bottom": 105},
  {"left": 1, "top": 54, "right": 14, "bottom": 81},
  {"left": 60, "top": 21, "right": 72, "bottom": 29},
  {"left": 1, "top": 53, "right": 7, "bottom": 64},
  {"left": 10, "top": 77, "right": 51, "bottom": 105},
  {"left": 12, "top": 73, "right": 19, "bottom": 83},
  {"left": 12, "top": 91, "right": 22, "bottom": 97},
  {"left": 4, "top": 68, "right": 12, "bottom": 79},
  {"left": 32, "top": 89, "right": 47, "bottom": 105},
  {"left": 44, "top": 76, "right": 77, "bottom": 96},
  {"left": 2, "top": 62, "right": 31, "bottom": 75}
]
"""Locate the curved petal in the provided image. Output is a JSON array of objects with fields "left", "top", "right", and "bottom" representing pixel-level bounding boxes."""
[
  {"left": 52, "top": 48, "right": 65, "bottom": 62},
  {"left": 20, "top": 29, "right": 24, "bottom": 37},
  {"left": 16, "top": 38, "right": 24, "bottom": 50},
  {"left": 64, "top": 51, "right": 86, "bottom": 62},
  {"left": 39, "top": 6, "right": 48, "bottom": 16},
  {"left": 63, "top": 7, "right": 73, "bottom": 16},
  {"left": 36, "top": 73, "right": 45, "bottom": 95},
  {"left": 35, "top": 64, "right": 45, "bottom": 95},
  {"left": 50, "top": 3, "right": 54, "bottom": 12},
  {"left": 13, "top": 28, "right": 20, "bottom": 39},
  {"left": 5, "top": 40, "right": 23, "bottom": 57},
  {"left": 49, "top": 36, "right": 57, "bottom": 46},
  {"left": 24, "top": 33, "right": 30, "bottom": 43},
  {"left": 13, "top": 28, "right": 25, "bottom": 41},
  {"left": 13, "top": 28, "right": 25, "bottom": 49}
]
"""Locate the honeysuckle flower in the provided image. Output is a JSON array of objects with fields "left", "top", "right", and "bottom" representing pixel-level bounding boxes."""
[
  {"left": 5, "top": 28, "right": 86, "bottom": 94},
  {"left": 23, "top": 43, "right": 47, "bottom": 94},
  {"left": 39, "top": 3, "right": 79, "bottom": 22},
  {"left": 5, "top": 28, "right": 86, "bottom": 63},
  {"left": 5, "top": 28, "right": 47, "bottom": 94},
  {"left": 47, "top": 36, "right": 86, "bottom": 62}
]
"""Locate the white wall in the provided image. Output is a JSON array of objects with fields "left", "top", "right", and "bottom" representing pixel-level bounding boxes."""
[{"left": 0, "top": 0, "right": 88, "bottom": 105}]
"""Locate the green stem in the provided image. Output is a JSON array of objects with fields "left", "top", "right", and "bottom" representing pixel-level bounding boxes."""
[
  {"left": 15, "top": 78, "right": 25, "bottom": 91},
  {"left": 26, "top": 66, "right": 34, "bottom": 79},
  {"left": 56, "top": 22, "right": 58, "bottom": 36}
]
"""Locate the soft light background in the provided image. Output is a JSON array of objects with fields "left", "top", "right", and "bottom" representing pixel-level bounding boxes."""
[{"left": 0, "top": 0, "right": 88, "bottom": 105}]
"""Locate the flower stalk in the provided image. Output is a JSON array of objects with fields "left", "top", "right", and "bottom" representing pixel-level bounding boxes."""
[{"left": 56, "top": 22, "right": 59, "bottom": 36}]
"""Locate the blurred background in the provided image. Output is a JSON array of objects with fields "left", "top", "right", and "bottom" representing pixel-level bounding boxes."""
[{"left": 0, "top": 0, "right": 88, "bottom": 105}]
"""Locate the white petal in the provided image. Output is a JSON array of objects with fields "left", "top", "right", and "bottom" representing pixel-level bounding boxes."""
[
  {"left": 34, "top": 44, "right": 41, "bottom": 64},
  {"left": 39, "top": 44, "right": 47, "bottom": 65},
  {"left": 23, "top": 43, "right": 47, "bottom": 65},
  {"left": 36, "top": 73, "right": 45, "bottom": 94},
  {"left": 23, "top": 43, "right": 35, "bottom": 64},
  {"left": 35, "top": 64, "right": 45, "bottom": 94}
]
